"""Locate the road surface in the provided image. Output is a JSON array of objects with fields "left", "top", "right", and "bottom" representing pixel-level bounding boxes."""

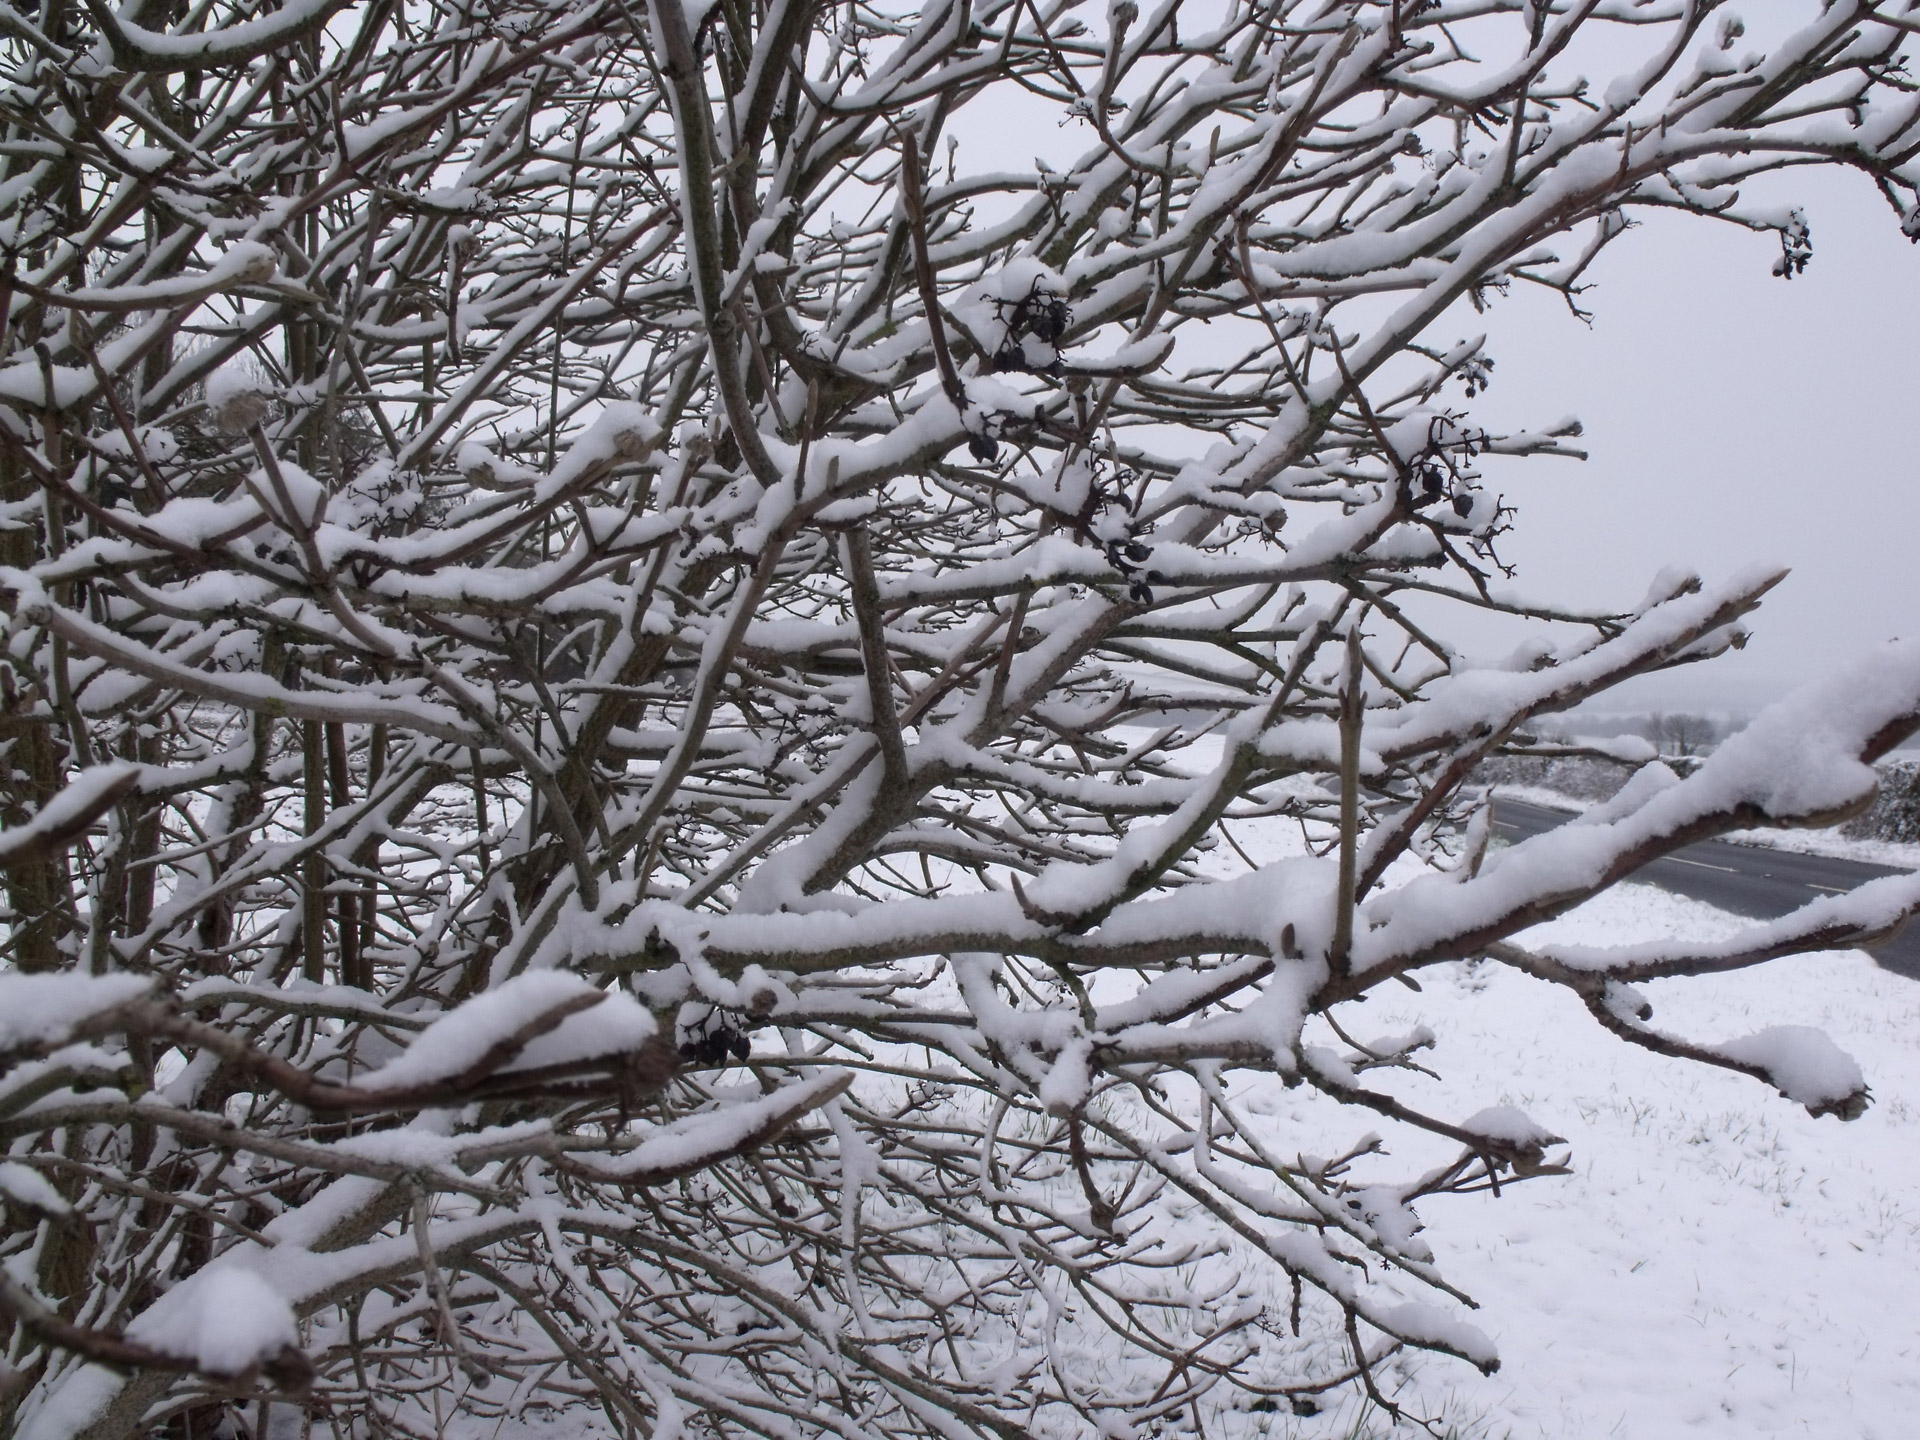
[{"left": 1491, "top": 798, "right": 1920, "bottom": 981}]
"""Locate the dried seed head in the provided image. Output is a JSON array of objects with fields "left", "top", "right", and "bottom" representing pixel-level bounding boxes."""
[
  {"left": 206, "top": 362, "right": 275, "bottom": 434},
  {"left": 224, "top": 242, "right": 278, "bottom": 288},
  {"left": 601, "top": 401, "right": 664, "bottom": 460}
]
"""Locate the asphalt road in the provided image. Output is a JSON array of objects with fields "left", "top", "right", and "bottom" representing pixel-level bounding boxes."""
[{"left": 1491, "top": 797, "right": 1920, "bottom": 981}]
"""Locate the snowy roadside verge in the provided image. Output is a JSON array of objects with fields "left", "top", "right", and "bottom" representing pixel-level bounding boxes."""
[{"left": 1273, "top": 881, "right": 1920, "bottom": 1439}]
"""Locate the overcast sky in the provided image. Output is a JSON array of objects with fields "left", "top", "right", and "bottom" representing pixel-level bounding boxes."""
[
  {"left": 1391, "top": 7, "right": 1920, "bottom": 720},
  {"left": 949, "top": 7, "right": 1920, "bottom": 722},
  {"left": 1467, "top": 162, "right": 1920, "bottom": 718}
]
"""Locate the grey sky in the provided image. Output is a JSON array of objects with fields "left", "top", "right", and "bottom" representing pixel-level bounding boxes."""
[
  {"left": 948, "top": 6, "right": 1919, "bottom": 721},
  {"left": 1469, "top": 163, "right": 1920, "bottom": 716}
]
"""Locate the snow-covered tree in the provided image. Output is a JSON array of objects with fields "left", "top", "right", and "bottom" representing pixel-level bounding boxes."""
[
  {"left": 2, "top": 1, "right": 1920, "bottom": 1436},
  {"left": 1646, "top": 711, "right": 1721, "bottom": 758}
]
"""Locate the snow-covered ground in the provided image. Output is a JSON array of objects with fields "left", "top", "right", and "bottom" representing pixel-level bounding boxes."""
[
  {"left": 1281, "top": 880, "right": 1920, "bottom": 1438},
  {"left": 277, "top": 767, "right": 1920, "bottom": 1440},
  {"left": 1722, "top": 827, "right": 1920, "bottom": 869}
]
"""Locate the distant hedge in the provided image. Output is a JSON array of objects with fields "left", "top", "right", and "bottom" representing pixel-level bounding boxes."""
[
  {"left": 1844, "top": 759, "right": 1920, "bottom": 843},
  {"left": 1478, "top": 754, "right": 1633, "bottom": 803}
]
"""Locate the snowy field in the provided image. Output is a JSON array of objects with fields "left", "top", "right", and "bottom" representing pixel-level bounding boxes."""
[
  {"left": 454, "top": 775, "right": 1920, "bottom": 1440},
  {"left": 1278, "top": 880, "right": 1920, "bottom": 1439}
]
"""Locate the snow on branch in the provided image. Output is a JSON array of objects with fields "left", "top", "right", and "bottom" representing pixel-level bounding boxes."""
[{"left": 2, "top": 2, "right": 1916, "bottom": 1436}]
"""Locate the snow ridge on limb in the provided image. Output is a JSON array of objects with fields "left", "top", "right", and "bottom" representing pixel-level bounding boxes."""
[
  {"left": 0, "top": 765, "right": 140, "bottom": 871},
  {"left": 1489, "top": 954, "right": 1877, "bottom": 1123},
  {"left": 562, "top": 1070, "right": 854, "bottom": 1183},
  {"left": 0, "top": 974, "right": 155, "bottom": 1060},
  {"left": 110, "top": 980, "right": 678, "bottom": 1117}
]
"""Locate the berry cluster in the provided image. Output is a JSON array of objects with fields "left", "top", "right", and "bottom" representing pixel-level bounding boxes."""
[{"left": 677, "top": 1006, "right": 753, "bottom": 1067}]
